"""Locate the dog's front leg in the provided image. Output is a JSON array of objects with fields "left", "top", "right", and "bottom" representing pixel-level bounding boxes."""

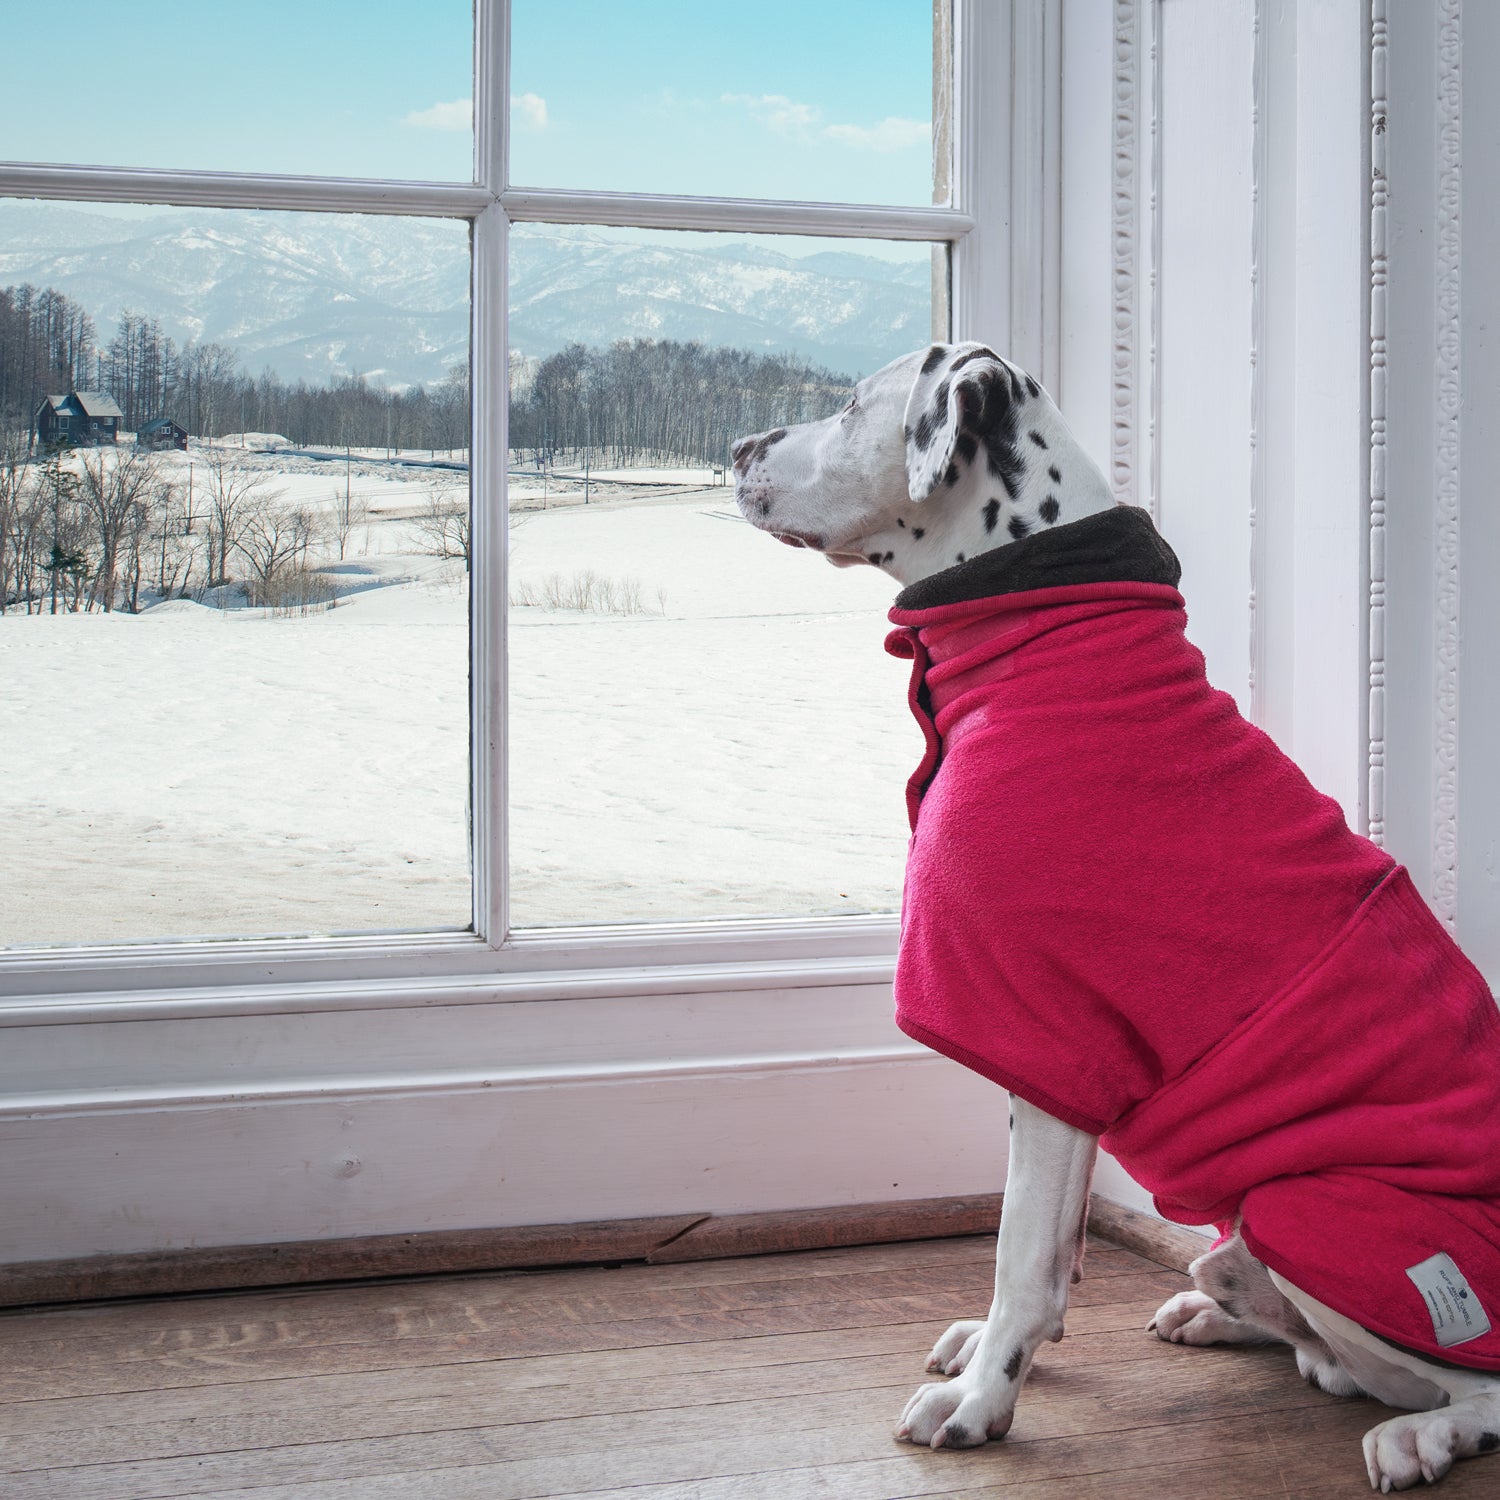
[{"left": 897, "top": 1094, "right": 1098, "bottom": 1449}]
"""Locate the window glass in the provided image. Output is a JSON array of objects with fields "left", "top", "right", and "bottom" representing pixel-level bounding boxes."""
[
  {"left": 506, "top": 225, "right": 942, "bottom": 927},
  {"left": 509, "top": 0, "right": 946, "bottom": 205},
  {"left": 0, "top": 2, "right": 474, "bottom": 182},
  {"left": 0, "top": 200, "right": 472, "bottom": 947}
]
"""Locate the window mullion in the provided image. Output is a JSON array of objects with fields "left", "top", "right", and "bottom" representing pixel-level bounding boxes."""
[
  {"left": 501, "top": 186, "right": 973, "bottom": 241},
  {"left": 0, "top": 162, "right": 487, "bottom": 217},
  {"left": 471, "top": 0, "right": 509, "bottom": 944}
]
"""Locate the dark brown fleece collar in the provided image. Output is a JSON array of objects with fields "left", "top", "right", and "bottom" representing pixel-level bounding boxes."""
[{"left": 892, "top": 504, "right": 1182, "bottom": 613}]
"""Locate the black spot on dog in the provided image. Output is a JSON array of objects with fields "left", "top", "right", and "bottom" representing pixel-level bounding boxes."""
[
  {"left": 1008, "top": 515, "right": 1030, "bottom": 541},
  {"left": 1024, "top": 373, "right": 1040, "bottom": 399},
  {"left": 955, "top": 432, "right": 978, "bottom": 464},
  {"left": 912, "top": 527, "right": 925, "bottom": 540},
  {"left": 950, "top": 345, "right": 997, "bottom": 372},
  {"left": 921, "top": 344, "right": 947, "bottom": 375},
  {"left": 1028, "top": 430, "right": 1048, "bottom": 450},
  {"left": 1004, "top": 1346, "right": 1025, "bottom": 1381},
  {"left": 1048, "top": 465, "right": 1061, "bottom": 484},
  {"left": 913, "top": 407, "right": 939, "bottom": 452},
  {"left": 868, "top": 553, "right": 883, "bottom": 566},
  {"left": 1040, "top": 496, "right": 1060, "bottom": 524},
  {"left": 945, "top": 461, "right": 960, "bottom": 487},
  {"left": 982, "top": 498, "right": 1001, "bottom": 533},
  {"left": 750, "top": 428, "right": 788, "bottom": 466},
  {"left": 1478, "top": 1432, "right": 1500, "bottom": 1453},
  {"left": 884, "top": 551, "right": 894, "bottom": 563},
  {"left": 955, "top": 552, "right": 965, "bottom": 564},
  {"left": 1213, "top": 1296, "right": 1246, "bottom": 1322},
  {"left": 897, "top": 517, "right": 906, "bottom": 528},
  {"left": 1008, "top": 1111, "right": 1015, "bottom": 1128}
]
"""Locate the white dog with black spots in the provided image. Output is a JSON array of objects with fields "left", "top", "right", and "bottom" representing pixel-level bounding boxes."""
[{"left": 732, "top": 341, "right": 1500, "bottom": 1493}]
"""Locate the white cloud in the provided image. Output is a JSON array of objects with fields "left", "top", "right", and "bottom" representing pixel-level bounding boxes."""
[
  {"left": 513, "top": 92, "right": 548, "bottom": 131},
  {"left": 721, "top": 94, "right": 929, "bottom": 153},
  {"left": 721, "top": 92, "right": 822, "bottom": 136},
  {"left": 404, "top": 98, "right": 472, "bottom": 132},
  {"left": 824, "top": 116, "right": 931, "bottom": 153}
]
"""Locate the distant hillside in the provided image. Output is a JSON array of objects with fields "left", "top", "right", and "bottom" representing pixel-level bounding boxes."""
[{"left": 0, "top": 205, "right": 932, "bottom": 389}]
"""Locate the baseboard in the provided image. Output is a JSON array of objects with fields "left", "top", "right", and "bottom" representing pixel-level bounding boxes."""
[
  {"left": 0, "top": 1193, "right": 1003, "bottom": 1309},
  {"left": 1085, "top": 1195, "right": 1214, "bottom": 1273},
  {"left": 0, "top": 1190, "right": 1203, "bottom": 1310}
]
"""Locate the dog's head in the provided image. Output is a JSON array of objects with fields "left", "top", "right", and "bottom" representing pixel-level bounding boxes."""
[{"left": 732, "top": 342, "right": 1111, "bottom": 580}]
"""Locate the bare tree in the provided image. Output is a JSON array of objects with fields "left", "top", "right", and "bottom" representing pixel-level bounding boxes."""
[
  {"left": 233, "top": 494, "right": 316, "bottom": 603},
  {"left": 412, "top": 486, "right": 471, "bottom": 569},
  {"left": 198, "top": 448, "right": 279, "bottom": 585},
  {"left": 76, "top": 446, "right": 160, "bottom": 611},
  {"left": 330, "top": 483, "right": 367, "bottom": 561},
  {"left": 0, "top": 428, "right": 28, "bottom": 611},
  {"left": 147, "top": 477, "right": 200, "bottom": 600}
]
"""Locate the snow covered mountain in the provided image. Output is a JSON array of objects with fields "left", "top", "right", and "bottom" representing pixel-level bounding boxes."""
[{"left": 0, "top": 203, "right": 932, "bottom": 388}]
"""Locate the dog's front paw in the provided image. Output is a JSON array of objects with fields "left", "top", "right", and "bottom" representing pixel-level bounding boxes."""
[
  {"left": 895, "top": 1374, "right": 1014, "bottom": 1449},
  {"left": 925, "top": 1319, "right": 985, "bottom": 1374},
  {"left": 1363, "top": 1411, "right": 1461, "bottom": 1492},
  {"left": 1148, "top": 1289, "right": 1242, "bottom": 1345}
]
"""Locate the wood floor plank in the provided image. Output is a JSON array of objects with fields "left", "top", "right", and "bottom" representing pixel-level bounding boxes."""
[
  {"left": 0, "top": 1339, "right": 1337, "bottom": 1477},
  {"left": 0, "top": 1273, "right": 1187, "bottom": 1403},
  {"left": 0, "top": 1232, "right": 1157, "bottom": 1342},
  {"left": 0, "top": 1262, "right": 1180, "bottom": 1369},
  {"left": 101, "top": 1408, "right": 1361, "bottom": 1500}
]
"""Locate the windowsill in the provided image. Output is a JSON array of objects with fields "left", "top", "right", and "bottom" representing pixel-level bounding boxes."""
[{"left": 0, "top": 912, "right": 901, "bottom": 1018}]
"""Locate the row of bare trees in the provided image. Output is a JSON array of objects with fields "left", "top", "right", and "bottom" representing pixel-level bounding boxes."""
[
  {"left": 0, "top": 437, "right": 326, "bottom": 615},
  {"left": 0, "top": 285, "right": 98, "bottom": 430},
  {"left": 507, "top": 339, "right": 853, "bottom": 468},
  {"left": 3, "top": 282, "right": 472, "bottom": 453}
]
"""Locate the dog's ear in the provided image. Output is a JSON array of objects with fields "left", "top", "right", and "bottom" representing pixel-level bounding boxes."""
[{"left": 902, "top": 343, "right": 1034, "bottom": 504}]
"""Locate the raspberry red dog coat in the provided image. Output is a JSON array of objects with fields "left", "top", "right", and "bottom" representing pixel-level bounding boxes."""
[{"left": 884, "top": 505, "right": 1500, "bottom": 1369}]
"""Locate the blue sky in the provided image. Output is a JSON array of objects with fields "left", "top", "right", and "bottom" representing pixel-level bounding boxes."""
[{"left": 0, "top": 1, "right": 934, "bottom": 206}]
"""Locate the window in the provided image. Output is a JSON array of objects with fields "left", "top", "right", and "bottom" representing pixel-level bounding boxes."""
[{"left": 0, "top": 0, "right": 994, "bottom": 981}]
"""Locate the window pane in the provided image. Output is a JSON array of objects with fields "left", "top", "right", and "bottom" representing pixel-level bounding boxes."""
[
  {"left": 510, "top": 1, "right": 949, "bottom": 205},
  {"left": 0, "top": 2, "right": 473, "bottom": 181},
  {"left": 0, "top": 200, "right": 472, "bottom": 947},
  {"left": 507, "top": 225, "right": 943, "bottom": 927}
]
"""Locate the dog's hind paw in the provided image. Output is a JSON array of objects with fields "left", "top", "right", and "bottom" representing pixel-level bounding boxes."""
[
  {"left": 925, "top": 1319, "right": 985, "bottom": 1374},
  {"left": 1148, "top": 1289, "right": 1268, "bottom": 1346},
  {"left": 1363, "top": 1412, "right": 1461, "bottom": 1491}
]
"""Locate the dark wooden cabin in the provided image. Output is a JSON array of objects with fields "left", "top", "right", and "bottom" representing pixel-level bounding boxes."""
[
  {"left": 34, "top": 391, "right": 124, "bottom": 448},
  {"left": 135, "top": 416, "right": 189, "bottom": 451}
]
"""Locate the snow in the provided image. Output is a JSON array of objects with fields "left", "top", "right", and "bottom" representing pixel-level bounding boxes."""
[{"left": 1, "top": 469, "right": 915, "bottom": 947}]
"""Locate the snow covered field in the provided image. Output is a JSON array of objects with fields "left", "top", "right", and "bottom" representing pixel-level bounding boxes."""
[{"left": 1, "top": 453, "right": 915, "bottom": 946}]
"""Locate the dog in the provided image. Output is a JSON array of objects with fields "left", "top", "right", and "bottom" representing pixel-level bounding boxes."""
[{"left": 732, "top": 342, "right": 1500, "bottom": 1493}]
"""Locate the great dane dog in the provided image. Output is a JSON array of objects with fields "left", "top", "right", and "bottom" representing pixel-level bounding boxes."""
[{"left": 731, "top": 343, "right": 1500, "bottom": 1492}]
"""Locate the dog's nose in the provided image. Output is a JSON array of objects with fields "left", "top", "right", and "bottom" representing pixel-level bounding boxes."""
[{"left": 731, "top": 435, "right": 757, "bottom": 473}]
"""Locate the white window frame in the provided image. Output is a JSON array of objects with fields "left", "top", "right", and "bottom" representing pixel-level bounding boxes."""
[{"left": 0, "top": 0, "right": 1035, "bottom": 1023}]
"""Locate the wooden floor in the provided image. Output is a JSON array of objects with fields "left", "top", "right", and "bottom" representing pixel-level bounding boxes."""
[{"left": 1, "top": 1232, "right": 1492, "bottom": 1499}]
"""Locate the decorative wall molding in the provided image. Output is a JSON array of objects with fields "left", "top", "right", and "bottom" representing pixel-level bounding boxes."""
[
  {"left": 1110, "top": 0, "right": 1141, "bottom": 509},
  {"left": 1147, "top": 0, "right": 1164, "bottom": 523},
  {"left": 1367, "top": 0, "right": 1388, "bottom": 844},
  {"left": 1432, "top": 0, "right": 1462, "bottom": 928},
  {"left": 1247, "top": 0, "right": 1269, "bottom": 723},
  {"left": 0, "top": 1047, "right": 937, "bottom": 1124}
]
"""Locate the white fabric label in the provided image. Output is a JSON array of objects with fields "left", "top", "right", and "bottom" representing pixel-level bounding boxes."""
[{"left": 1405, "top": 1252, "right": 1492, "bottom": 1348}]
